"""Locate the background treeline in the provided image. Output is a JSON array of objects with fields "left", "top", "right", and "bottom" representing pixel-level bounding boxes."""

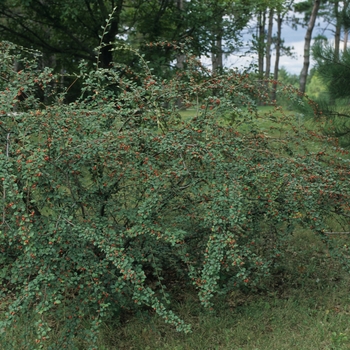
[{"left": 1, "top": 1, "right": 350, "bottom": 106}]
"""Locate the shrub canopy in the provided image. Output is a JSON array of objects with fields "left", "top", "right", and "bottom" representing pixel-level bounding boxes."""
[{"left": 0, "top": 41, "right": 350, "bottom": 348}]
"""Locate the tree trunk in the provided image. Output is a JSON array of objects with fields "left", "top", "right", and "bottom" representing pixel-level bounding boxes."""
[
  {"left": 344, "top": 30, "right": 349, "bottom": 50},
  {"left": 265, "top": 8, "right": 274, "bottom": 79},
  {"left": 211, "top": 36, "right": 223, "bottom": 73},
  {"left": 257, "top": 10, "right": 267, "bottom": 78},
  {"left": 211, "top": 7, "right": 223, "bottom": 73},
  {"left": 176, "top": 0, "right": 183, "bottom": 9},
  {"left": 175, "top": 0, "right": 185, "bottom": 108},
  {"left": 211, "top": 11, "right": 223, "bottom": 74},
  {"left": 272, "top": 12, "right": 282, "bottom": 101},
  {"left": 299, "top": 0, "right": 321, "bottom": 93},
  {"left": 342, "top": 0, "right": 349, "bottom": 51},
  {"left": 334, "top": 1, "right": 341, "bottom": 61},
  {"left": 100, "top": 0, "right": 124, "bottom": 68},
  {"left": 175, "top": 0, "right": 185, "bottom": 69}
]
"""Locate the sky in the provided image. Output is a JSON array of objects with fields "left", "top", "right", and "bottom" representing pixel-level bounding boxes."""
[
  {"left": 228, "top": 24, "right": 308, "bottom": 75},
  {"left": 275, "top": 18, "right": 336, "bottom": 74},
  {"left": 204, "top": 13, "right": 336, "bottom": 76}
]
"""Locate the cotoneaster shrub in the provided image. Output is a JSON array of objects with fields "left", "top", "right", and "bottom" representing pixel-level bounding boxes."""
[{"left": 0, "top": 40, "right": 349, "bottom": 349}]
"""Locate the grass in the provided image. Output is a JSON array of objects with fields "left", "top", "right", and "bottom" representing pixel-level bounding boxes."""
[
  {"left": 179, "top": 105, "right": 317, "bottom": 135},
  {"left": 180, "top": 104, "right": 349, "bottom": 163},
  {"left": 104, "top": 288, "right": 350, "bottom": 350}
]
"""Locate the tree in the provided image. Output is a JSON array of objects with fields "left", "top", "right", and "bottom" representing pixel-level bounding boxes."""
[
  {"left": 311, "top": 39, "right": 350, "bottom": 145},
  {"left": 265, "top": 8, "right": 275, "bottom": 79},
  {"left": 191, "top": 0, "right": 253, "bottom": 73},
  {"left": 0, "top": 0, "right": 256, "bottom": 78},
  {"left": 0, "top": 1, "right": 198, "bottom": 71},
  {"left": 272, "top": 0, "right": 295, "bottom": 100},
  {"left": 298, "top": 0, "right": 321, "bottom": 93},
  {"left": 0, "top": 0, "right": 126, "bottom": 69},
  {"left": 247, "top": 0, "right": 295, "bottom": 85},
  {"left": 306, "top": 69, "right": 329, "bottom": 99},
  {"left": 257, "top": 9, "right": 267, "bottom": 77},
  {"left": 272, "top": 11, "right": 283, "bottom": 100},
  {"left": 312, "top": 39, "right": 350, "bottom": 99},
  {"left": 318, "top": 0, "right": 350, "bottom": 60}
]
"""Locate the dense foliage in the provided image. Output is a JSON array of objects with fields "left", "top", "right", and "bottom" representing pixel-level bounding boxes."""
[
  {"left": 309, "top": 40, "right": 350, "bottom": 147},
  {"left": 0, "top": 0, "right": 252, "bottom": 75},
  {"left": 312, "top": 40, "right": 350, "bottom": 100},
  {"left": 0, "top": 40, "right": 350, "bottom": 349}
]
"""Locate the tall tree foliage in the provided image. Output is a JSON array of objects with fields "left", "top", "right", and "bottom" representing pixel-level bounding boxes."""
[
  {"left": 312, "top": 39, "right": 350, "bottom": 145},
  {"left": 0, "top": 0, "right": 200, "bottom": 73},
  {"left": 248, "top": 0, "right": 295, "bottom": 84},
  {"left": 0, "top": 0, "right": 253, "bottom": 75},
  {"left": 0, "top": 0, "right": 125, "bottom": 69},
  {"left": 312, "top": 39, "right": 350, "bottom": 99},
  {"left": 188, "top": 0, "right": 253, "bottom": 73},
  {"left": 320, "top": 0, "right": 350, "bottom": 60}
]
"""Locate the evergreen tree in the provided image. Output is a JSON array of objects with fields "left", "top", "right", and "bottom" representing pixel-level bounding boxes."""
[
  {"left": 312, "top": 39, "right": 350, "bottom": 99},
  {"left": 312, "top": 39, "right": 350, "bottom": 146}
]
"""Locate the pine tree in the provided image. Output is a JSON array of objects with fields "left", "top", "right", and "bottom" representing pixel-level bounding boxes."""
[{"left": 312, "top": 39, "right": 350, "bottom": 146}]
